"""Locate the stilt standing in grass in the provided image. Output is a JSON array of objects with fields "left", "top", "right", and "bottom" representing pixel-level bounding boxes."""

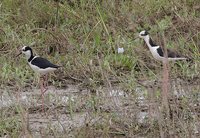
[
  {"left": 17, "top": 46, "right": 61, "bottom": 112},
  {"left": 139, "top": 30, "right": 187, "bottom": 61},
  {"left": 139, "top": 30, "right": 188, "bottom": 114}
]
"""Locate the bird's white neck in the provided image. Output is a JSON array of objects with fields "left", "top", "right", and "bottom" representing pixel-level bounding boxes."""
[
  {"left": 143, "top": 35, "right": 153, "bottom": 49},
  {"left": 25, "top": 53, "right": 31, "bottom": 60},
  {"left": 23, "top": 50, "right": 34, "bottom": 62}
]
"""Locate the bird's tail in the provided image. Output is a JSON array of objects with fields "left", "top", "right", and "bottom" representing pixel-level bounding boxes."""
[{"left": 55, "top": 64, "right": 63, "bottom": 68}]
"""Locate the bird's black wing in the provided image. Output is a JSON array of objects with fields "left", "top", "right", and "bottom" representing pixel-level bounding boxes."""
[
  {"left": 31, "top": 57, "right": 60, "bottom": 69},
  {"left": 157, "top": 47, "right": 182, "bottom": 58},
  {"left": 149, "top": 38, "right": 157, "bottom": 47},
  {"left": 156, "top": 47, "right": 164, "bottom": 57},
  {"left": 167, "top": 49, "right": 182, "bottom": 58}
]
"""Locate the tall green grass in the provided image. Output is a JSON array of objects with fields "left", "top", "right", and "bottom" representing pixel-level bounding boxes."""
[{"left": 0, "top": 0, "right": 199, "bottom": 137}]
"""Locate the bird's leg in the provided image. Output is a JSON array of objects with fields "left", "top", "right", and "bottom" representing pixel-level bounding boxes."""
[
  {"left": 42, "top": 74, "right": 48, "bottom": 94},
  {"left": 38, "top": 74, "right": 49, "bottom": 113},
  {"left": 40, "top": 75, "right": 45, "bottom": 93},
  {"left": 39, "top": 75, "right": 45, "bottom": 113},
  {"left": 42, "top": 75, "right": 48, "bottom": 113},
  {"left": 38, "top": 75, "right": 48, "bottom": 100},
  {"left": 45, "top": 74, "right": 48, "bottom": 89}
]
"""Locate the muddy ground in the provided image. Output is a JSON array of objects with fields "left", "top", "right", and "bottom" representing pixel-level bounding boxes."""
[{"left": 0, "top": 79, "right": 200, "bottom": 137}]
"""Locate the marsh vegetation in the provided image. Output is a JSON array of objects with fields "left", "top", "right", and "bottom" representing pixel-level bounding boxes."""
[{"left": 0, "top": 0, "right": 199, "bottom": 137}]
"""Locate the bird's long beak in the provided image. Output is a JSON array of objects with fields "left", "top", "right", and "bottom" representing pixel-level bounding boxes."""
[
  {"left": 16, "top": 51, "right": 22, "bottom": 57},
  {"left": 134, "top": 36, "right": 139, "bottom": 39}
]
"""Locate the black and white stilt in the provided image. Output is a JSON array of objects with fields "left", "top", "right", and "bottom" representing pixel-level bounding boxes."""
[
  {"left": 139, "top": 30, "right": 187, "bottom": 62},
  {"left": 17, "top": 46, "right": 61, "bottom": 111}
]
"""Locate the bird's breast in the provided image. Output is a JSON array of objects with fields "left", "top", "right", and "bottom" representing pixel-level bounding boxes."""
[{"left": 28, "top": 62, "right": 56, "bottom": 75}]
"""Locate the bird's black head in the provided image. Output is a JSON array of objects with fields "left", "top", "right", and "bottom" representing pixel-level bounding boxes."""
[
  {"left": 22, "top": 46, "right": 32, "bottom": 52},
  {"left": 21, "top": 46, "right": 34, "bottom": 60},
  {"left": 139, "top": 30, "right": 149, "bottom": 37}
]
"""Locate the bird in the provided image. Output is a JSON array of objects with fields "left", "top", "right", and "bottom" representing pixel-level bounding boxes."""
[
  {"left": 17, "top": 46, "right": 61, "bottom": 111},
  {"left": 139, "top": 30, "right": 187, "bottom": 62}
]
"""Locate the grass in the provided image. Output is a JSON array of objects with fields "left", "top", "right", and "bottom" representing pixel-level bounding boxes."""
[{"left": 0, "top": 0, "right": 199, "bottom": 137}]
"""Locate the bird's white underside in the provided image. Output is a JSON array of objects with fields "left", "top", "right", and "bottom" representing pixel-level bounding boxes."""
[
  {"left": 143, "top": 36, "right": 187, "bottom": 61},
  {"left": 28, "top": 56, "right": 57, "bottom": 75},
  {"left": 28, "top": 62, "right": 57, "bottom": 75},
  {"left": 150, "top": 46, "right": 187, "bottom": 61}
]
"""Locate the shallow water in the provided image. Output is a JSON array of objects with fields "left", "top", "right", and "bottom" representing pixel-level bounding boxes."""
[{"left": 0, "top": 80, "right": 199, "bottom": 137}]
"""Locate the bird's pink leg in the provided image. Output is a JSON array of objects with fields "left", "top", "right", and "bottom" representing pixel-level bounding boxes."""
[
  {"left": 42, "top": 74, "right": 48, "bottom": 94},
  {"left": 39, "top": 75, "right": 45, "bottom": 113},
  {"left": 38, "top": 74, "right": 49, "bottom": 113}
]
